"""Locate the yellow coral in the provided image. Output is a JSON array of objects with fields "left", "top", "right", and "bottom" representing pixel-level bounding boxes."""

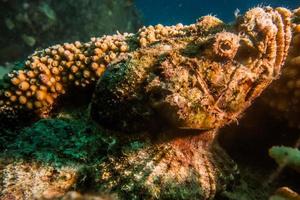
[{"left": 0, "top": 33, "right": 131, "bottom": 117}]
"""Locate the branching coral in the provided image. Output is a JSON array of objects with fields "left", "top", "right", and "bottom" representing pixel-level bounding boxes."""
[{"left": 0, "top": 33, "right": 131, "bottom": 119}]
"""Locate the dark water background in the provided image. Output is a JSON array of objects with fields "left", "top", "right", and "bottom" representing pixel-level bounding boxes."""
[{"left": 136, "top": 0, "right": 300, "bottom": 25}]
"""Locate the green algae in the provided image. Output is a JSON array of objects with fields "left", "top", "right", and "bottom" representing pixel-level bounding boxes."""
[
  {"left": 269, "top": 146, "right": 300, "bottom": 172},
  {"left": 1, "top": 118, "right": 116, "bottom": 166}
]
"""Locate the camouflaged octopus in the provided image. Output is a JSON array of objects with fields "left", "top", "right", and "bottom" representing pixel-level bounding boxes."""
[{"left": 0, "top": 6, "right": 296, "bottom": 200}]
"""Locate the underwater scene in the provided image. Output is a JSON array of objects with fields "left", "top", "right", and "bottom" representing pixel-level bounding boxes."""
[{"left": 0, "top": 0, "right": 300, "bottom": 199}]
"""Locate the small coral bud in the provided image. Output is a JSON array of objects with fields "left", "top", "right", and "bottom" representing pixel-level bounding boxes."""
[
  {"left": 101, "top": 43, "right": 108, "bottom": 51},
  {"left": 58, "top": 47, "right": 65, "bottom": 55},
  {"left": 75, "top": 80, "right": 80, "bottom": 86},
  {"left": 18, "top": 72, "right": 27, "bottom": 81},
  {"left": 55, "top": 83, "right": 63, "bottom": 93},
  {"left": 120, "top": 45, "right": 128, "bottom": 52},
  {"left": 94, "top": 48, "right": 103, "bottom": 55},
  {"left": 29, "top": 79, "right": 37, "bottom": 85},
  {"left": 77, "top": 54, "right": 85, "bottom": 61},
  {"left": 47, "top": 58, "right": 54, "bottom": 65},
  {"left": 109, "top": 43, "right": 117, "bottom": 51},
  {"left": 51, "top": 49, "right": 58, "bottom": 56},
  {"left": 53, "top": 55, "right": 61, "bottom": 60},
  {"left": 68, "top": 74, "right": 75, "bottom": 81},
  {"left": 104, "top": 55, "right": 110, "bottom": 63},
  {"left": 83, "top": 70, "right": 91, "bottom": 78},
  {"left": 19, "top": 96, "right": 27, "bottom": 105},
  {"left": 36, "top": 90, "right": 47, "bottom": 101},
  {"left": 76, "top": 61, "right": 82, "bottom": 67},
  {"left": 75, "top": 41, "right": 82, "bottom": 48},
  {"left": 15, "top": 90, "right": 22, "bottom": 95},
  {"left": 109, "top": 52, "right": 117, "bottom": 60},
  {"left": 39, "top": 74, "right": 50, "bottom": 85},
  {"left": 147, "top": 33, "right": 156, "bottom": 43},
  {"left": 50, "top": 77, "right": 56, "bottom": 84},
  {"left": 46, "top": 95, "right": 54, "bottom": 104},
  {"left": 139, "top": 37, "right": 147, "bottom": 47},
  {"left": 10, "top": 95, "right": 17, "bottom": 102},
  {"left": 41, "top": 56, "right": 47, "bottom": 63},
  {"left": 45, "top": 48, "right": 51, "bottom": 54},
  {"left": 26, "top": 101, "right": 33, "bottom": 110},
  {"left": 51, "top": 67, "right": 60, "bottom": 75},
  {"left": 71, "top": 65, "right": 79, "bottom": 73},
  {"left": 92, "top": 55, "right": 99, "bottom": 62},
  {"left": 96, "top": 67, "right": 105, "bottom": 77},
  {"left": 34, "top": 101, "right": 42, "bottom": 108},
  {"left": 30, "top": 85, "right": 38, "bottom": 92},
  {"left": 11, "top": 77, "right": 20, "bottom": 85},
  {"left": 25, "top": 60, "right": 31, "bottom": 67},
  {"left": 19, "top": 81, "right": 30, "bottom": 91},
  {"left": 40, "top": 86, "right": 48, "bottom": 92},
  {"left": 27, "top": 70, "right": 35, "bottom": 78},
  {"left": 26, "top": 91, "right": 32, "bottom": 97},
  {"left": 4, "top": 91, "right": 12, "bottom": 98},
  {"left": 91, "top": 62, "right": 99, "bottom": 70},
  {"left": 52, "top": 60, "right": 59, "bottom": 67}
]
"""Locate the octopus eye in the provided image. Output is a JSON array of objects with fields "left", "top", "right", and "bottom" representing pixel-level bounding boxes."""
[{"left": 213, "top": 32, "right": 240, "bottom": 59}]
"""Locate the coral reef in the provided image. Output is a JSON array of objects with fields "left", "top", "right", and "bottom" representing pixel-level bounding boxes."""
[
  {"left": 89, "top": 6, "right": 292, "bottom": 199},
  {"left": 0, "top": 0, "right": 141, "bottom": 64},
  {"left": 0, "top": 33, "right": 131, "bottom": 120},
  {"left": 0, "top": 5, "right": 298, "bottom": 200},
  {"left": 261, "top": 8, "right": 300, "bottom": 129}
]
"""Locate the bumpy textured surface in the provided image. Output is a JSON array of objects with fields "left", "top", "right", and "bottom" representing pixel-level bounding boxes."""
[
  {"left": 0, "top": 33, "right": 131, "bottom": 119},
  {"left": 0, "top": 6, "right": 296, "bottom": 200},
  {"left": 91, "top": 7, "right": 292, "bottom": 133},
  {"left": 0, "top": 161, "right": 78, "bottom": 200},
  {"left": 96, "top": 131, "right": 237, "bottom": 200},
  {"left": 261, "top": 8, "right": 300, "bottom": 129},
  {"left": 89, "top": 7, "right": 293, "bottom": 199}
]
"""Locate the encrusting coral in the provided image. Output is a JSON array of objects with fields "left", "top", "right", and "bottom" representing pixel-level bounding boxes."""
[{"left": 0, "top": 6, "right": 298, "bottom": 200}]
